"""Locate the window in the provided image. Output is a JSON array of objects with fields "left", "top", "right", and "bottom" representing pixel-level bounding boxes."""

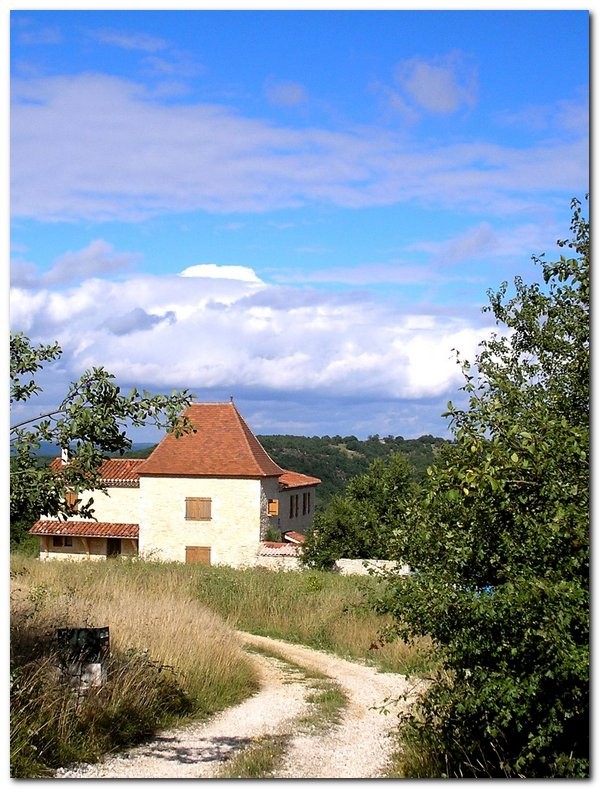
[
  {"left": 186, "top": 497, "right": 212, "bottom": 521},
  {"left": 268, "top": 499, "right": 279, "bottom": 516},
  {"left": 289, "top": 494, "right": 299, "bottom": 518},
  {"left": 302, "top": 492, "right": 308, "bottom": 515},
  {"left": 52, "top": 536, "right": 73, "bottom": 547}
]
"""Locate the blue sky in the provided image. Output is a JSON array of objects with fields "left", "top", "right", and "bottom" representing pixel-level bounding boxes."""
[{"left": 9, "top": 8, "right": 589, "bottom": 441}]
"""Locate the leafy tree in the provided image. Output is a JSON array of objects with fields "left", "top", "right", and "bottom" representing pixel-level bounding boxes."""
[
  {"left": 10, "top": 333, "right": 194, "bottom": 546},
  {"left": 376, "top": 198, "right": 589, "bottom": 777},
  {"left": 301, "top": 452, "right": 417, "bottom": 569}
]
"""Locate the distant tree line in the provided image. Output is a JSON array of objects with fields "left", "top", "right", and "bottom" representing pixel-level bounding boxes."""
[{"left": 258, "top": 432, "right": 448, "bottom": 508}]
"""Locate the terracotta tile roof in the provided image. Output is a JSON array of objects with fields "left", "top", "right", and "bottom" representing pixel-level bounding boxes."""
[
  {"left": 283, "top": 531, "right": 306, "bottom": 544},
  {"left": 97, "top": 458, "right": 145, "bottom": 482},
  {"left": 138, "top": 403, "right": 285, "bottom": 478},
  {"left": 50, "top": 457, "right": 144, "bottom": 485},
  {"left": 278, "top": 470, "right": 321, "bottom": 489},
  {"left": 29, "top": 520, "right": 139, "bottom": 539},
  {"left": 258, "top": 541, "right": 301, "bottom": 556}
]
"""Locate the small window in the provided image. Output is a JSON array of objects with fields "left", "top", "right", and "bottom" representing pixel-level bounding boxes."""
[
  {"left": 65, "top": 536, "right": 73, "bottom": 547},
  {"left": 302, "top": 492, "right": 308, "bottom": 516},
  {"left": 186, "top": 497, "right": 212, "bottom": 521},
  {"left": 268, "top": 499, "right": 279, "bottom": 516}
]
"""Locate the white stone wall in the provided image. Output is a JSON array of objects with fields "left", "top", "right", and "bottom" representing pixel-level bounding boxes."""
[
  {"left": 255, "top": 554, "right": 302, "bottom": 571},
  {"left": 39, "top": 484, "right": 140, "bottom": 525},
  {"left": 333, "top": 558, "right": 411, "bottom": 576},
  {"left": 81, "top": 485, "right": 140, "bottom": 524},
  {"left": 138, "top": 476, "right": 263, "bottom": 565}
]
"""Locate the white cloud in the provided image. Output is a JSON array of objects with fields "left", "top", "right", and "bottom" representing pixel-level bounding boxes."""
[
  {"left": 92, "top": 29, "right": 169, "bottom": 52},
  {"left": 496, "top": 94, "right": 588, "bottom": 138},
  {"left": 10, "top": 261, "right": 494, "bottom": 413},
  {"left": 394, "top": 51, "right": 478, "bottom": 115},
  {"left": 10, "top": 73, "right": 587, "bottom": 222},
  {"left": 11, "top": 239, "right": 140, "bottom": 289},
  {"left": 180, "top": 264, "right": 263, "bottom": 284}
]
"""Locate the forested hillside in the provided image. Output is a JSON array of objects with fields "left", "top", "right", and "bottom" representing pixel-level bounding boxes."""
[
  {"left": 124, "top": 433, "right": 449, "bottom": 508},
  {"left": 258, "top": 433, "right": 448, "bottom": 507}
]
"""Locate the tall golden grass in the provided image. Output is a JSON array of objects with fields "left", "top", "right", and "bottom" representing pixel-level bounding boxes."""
[
  {"left": 10, "top": 555, "right": 259, "bottom": 776},
  {"left": 189, "top": 564, "right": 433, "bottom": 675},
  {"left": 10, "top": 555, "right": 258, "bottom": 708}
]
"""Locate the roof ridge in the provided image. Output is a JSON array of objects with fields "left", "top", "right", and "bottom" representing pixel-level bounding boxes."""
[{"left": 230, "top": 403, "right": 285, "bottom": 477}]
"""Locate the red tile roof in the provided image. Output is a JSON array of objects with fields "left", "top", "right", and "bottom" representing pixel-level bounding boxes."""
[
  {"left": 45, "top": 405, "right": 320, "bottom": 490},
  {"left": 138, "top": 403, "right": 286, "bottom": 478},
  {"left": 30, "top": 520, "right": 139, "bottom": 539},
  {"left": 283, "top": 531, "right": 306, "bottom": 544},
  {"left": 50, "top": 457, "right": 144, "bottom": 484},
  {"left": 278, "top": 470, "right": 321, "bottom": 489}
]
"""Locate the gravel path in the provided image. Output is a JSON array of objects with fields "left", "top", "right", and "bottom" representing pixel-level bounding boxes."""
[{"left": 55, "top": 631, "right": 420, "bottom": 779}]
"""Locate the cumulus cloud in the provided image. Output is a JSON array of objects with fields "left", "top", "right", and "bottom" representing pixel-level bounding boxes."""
[
  {"left": 10, "top": 260, "right": 494, "bottom": 416},
  {"left": 394, "top": 51, "right": 479, "bottom": 115},
  {"left": 10, "top": 73, "right": 587, "bottom": 222}
]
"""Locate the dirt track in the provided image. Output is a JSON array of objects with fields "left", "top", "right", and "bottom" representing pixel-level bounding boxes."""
[{"left": 54, "top": 631, "right": 421, "bottom": 779}]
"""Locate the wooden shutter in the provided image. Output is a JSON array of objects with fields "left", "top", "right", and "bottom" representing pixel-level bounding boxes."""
[
  {"left": 185, "top": 546, "right": 212, "bottom": 565},
  {"left": 186, "top": 497, "right": 212, "bottom": 520},
  {"left": 268, "top": 499, "right": 279, "bottom": 516}
]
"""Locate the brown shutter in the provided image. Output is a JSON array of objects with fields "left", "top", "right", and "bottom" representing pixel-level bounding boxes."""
[
  {"left": 186, "top": 497, "right": 212, "bottom": 520},
  {"left": 185, "top": 546, "right": 212, "bottom": 564}
]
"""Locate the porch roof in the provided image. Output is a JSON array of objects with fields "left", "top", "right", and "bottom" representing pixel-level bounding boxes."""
[{"left": 30, "top": 520, "right": 139, "bottom": 539}]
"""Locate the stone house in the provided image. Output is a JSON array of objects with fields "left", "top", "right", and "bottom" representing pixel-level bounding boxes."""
[{"left": 30, "top": 402, "right": 320, "bottom": 566}]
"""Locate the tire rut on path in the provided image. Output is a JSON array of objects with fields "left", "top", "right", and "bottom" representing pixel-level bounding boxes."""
[{"left": 55, "top": 632, "right": 420, "bottom": 779}]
